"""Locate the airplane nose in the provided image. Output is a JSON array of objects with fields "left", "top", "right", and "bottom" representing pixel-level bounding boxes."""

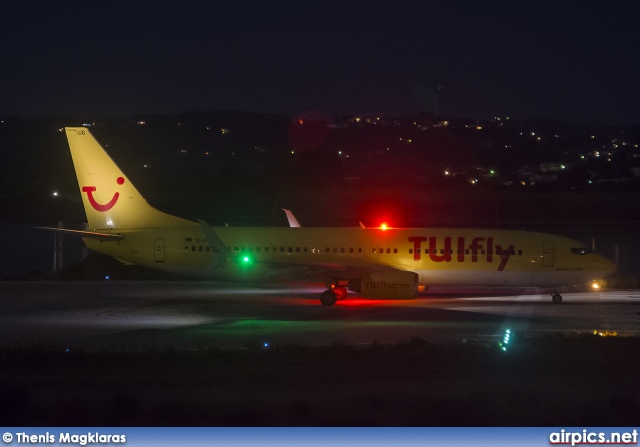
[{"left": 598, "top": 255, "right": 617, "bottom": 276}]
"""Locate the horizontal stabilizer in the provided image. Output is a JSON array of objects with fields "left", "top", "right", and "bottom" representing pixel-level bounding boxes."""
[{"left": 36, "top": 227, "right": 124, "bottom": 240}]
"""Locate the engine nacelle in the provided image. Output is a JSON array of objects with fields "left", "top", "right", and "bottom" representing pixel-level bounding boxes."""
[{"left": 351, "top": 270, "right": 419, "bottom": 299}]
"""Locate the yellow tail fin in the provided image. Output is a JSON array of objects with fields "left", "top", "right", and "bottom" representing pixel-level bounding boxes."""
[{"left": 65, "top": 127, "right": 195, "bottom": 230}]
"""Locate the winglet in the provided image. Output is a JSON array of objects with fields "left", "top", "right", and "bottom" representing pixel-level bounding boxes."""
[{"left": 282, "top": 209, "right": 301, "bottom": 227}]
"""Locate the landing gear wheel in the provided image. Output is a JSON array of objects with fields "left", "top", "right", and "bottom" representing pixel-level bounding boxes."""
[
  {"left": 320, "top": 290, "right": 337, "bottom": 306},
  {"left": 552, "top": 293, "right": 563, "bottom": 304},
  {"left": 333, "top": 286, "right": 348, "bottom": 300}
]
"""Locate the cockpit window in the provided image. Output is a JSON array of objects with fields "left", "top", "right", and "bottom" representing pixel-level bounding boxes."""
[{"left": 571, "top": 247, "right": 594, "bottom": 256}]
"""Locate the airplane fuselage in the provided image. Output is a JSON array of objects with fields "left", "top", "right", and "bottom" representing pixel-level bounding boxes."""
[{"left": 85, "top": 226, "right": 614, "bottom": 289}]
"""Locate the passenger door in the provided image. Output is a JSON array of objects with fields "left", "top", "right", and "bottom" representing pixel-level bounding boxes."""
[
  {"left": 543, "top": 241, "right": 555, "bottom": 267},
  {"left": 154, "top": 237, "right": 166, "bottom": 263}
]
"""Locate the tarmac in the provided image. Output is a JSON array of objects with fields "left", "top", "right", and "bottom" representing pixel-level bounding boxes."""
[{"left": 1, "top": 281, "right": 638, "bottom": 350}]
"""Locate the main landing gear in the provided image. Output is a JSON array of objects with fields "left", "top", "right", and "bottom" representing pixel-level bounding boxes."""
[
  {"left": 552, "top": 292, "right": 563, "bottom": 304},
  {"left": 319, "top": 286, "right": 348, "bottom": 306}
]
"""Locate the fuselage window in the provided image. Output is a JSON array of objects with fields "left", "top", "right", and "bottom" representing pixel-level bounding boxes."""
[
  {"left": 393, "top": 248, "right": 398, "bottom": 254},
  {"left": 518, "top": 250, "right": 523, "bottom": 255},
  {"left": 206, "top": 247, "right": 210, "bottom": 252},
  {"left": 296, "top": 247, "right": 300, "bottom": 253},
  {"left": 256, "top": 247, "right": 261, "bottom": 252},
  {"left": 304, "top": 247, "right": 308, "bottom": 253},
  {"left": 325, "top": 247, "right": 330, "bottom": 253},
  {"left": 465, "top": 249, "right": 469, "bottom": 255},
  {"left": 372, "top": 248, "right": 377, "bottom": 254},
  {"left": 386, "top": 248, "right": 390, "bottom": 254},
  {"left": 288, "top": 247, "right": 292, "bottom": 253},
  {"left": 199, "top": 246, "right": 203, "bottom": 252},
  {"left": 409, "top": 249, "right": 413, "bottom": 254},
  {"left": 264, "top": 247, "right": 269, "bottom": 252},
  {"left": 349, "top": 248, "right": 354, "bottom": 254},
  {"left": 280, "top": 247, "right": 284, "bottom": 252},
  {"left": 481, "top": 250, "right": 485, "bottom": 255},
  {"left": 341, "top": 248, "right": 345, "bottom": 254},
  {"left": 358, "top": 248, "right": 363, "bottom": 253},
  {"left": 184, "top": 246, "right": 189, "bottom": 251},
  {"left": 191, "top": 246, "right": 196, "bottom": 252},
  {"left": 234, "top": 247, "right": 239, "bottom": 252}
]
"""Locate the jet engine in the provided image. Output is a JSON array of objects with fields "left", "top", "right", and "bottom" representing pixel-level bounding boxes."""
[{"left": 350, "top": 270, "right": 419, "bottom": 299}]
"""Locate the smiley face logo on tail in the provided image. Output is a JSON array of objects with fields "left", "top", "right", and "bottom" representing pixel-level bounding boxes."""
[{"left": 82, "top": 177, "right": 125, "bottom": 212}]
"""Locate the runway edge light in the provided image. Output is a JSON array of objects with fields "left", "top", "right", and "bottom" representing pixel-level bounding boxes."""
[{"left": 499, "top": 329, "right": 511, "bottom": 352}]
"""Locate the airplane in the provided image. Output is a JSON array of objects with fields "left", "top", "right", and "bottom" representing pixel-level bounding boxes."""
[{"left": 41, "top": 127, "right": 617, "bottom": 306}]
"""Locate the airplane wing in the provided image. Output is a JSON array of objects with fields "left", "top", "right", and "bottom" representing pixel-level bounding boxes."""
[{"left": 197, "top": 218, "right": 410, "bottom": 282}]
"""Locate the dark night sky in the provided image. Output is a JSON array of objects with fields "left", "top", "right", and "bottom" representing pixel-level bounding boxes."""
[{"left": 2, "top": 1, "right": 639, "bottom": 126}]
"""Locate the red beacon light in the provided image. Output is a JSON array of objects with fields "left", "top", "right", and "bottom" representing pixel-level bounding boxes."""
[{"left": 380, "top": 223, "right": 389, "bottom": 231}]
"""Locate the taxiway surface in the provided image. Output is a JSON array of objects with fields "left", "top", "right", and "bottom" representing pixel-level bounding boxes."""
[{"left": 0, "top": 281, "right": 639, "bottom": 350}]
